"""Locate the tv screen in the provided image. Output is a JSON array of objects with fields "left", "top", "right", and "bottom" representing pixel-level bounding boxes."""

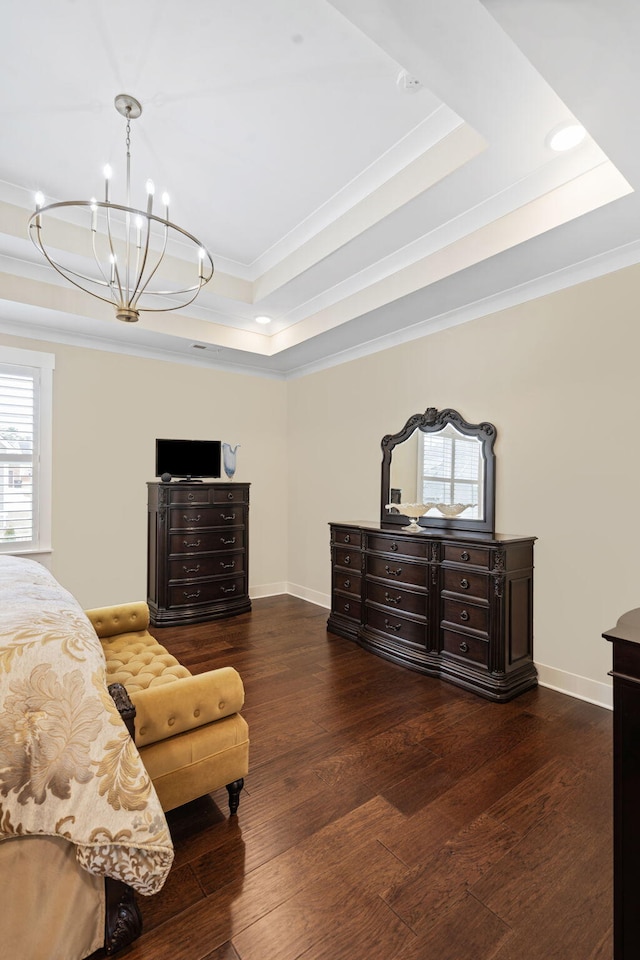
[{"left": 155, "top": 439, "right": 221, "bottom": 480}]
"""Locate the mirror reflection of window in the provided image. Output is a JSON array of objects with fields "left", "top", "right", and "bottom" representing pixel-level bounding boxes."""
[{"left": 419, "top": 425, "right": 484, "bottom": 519}]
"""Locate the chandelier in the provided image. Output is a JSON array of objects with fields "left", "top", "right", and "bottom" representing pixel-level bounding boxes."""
[{"left": 28, "top": 94, "right": 214, "bottom": 323}]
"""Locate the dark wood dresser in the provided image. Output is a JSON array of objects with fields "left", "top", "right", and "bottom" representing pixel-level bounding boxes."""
[
  {"left": 328, "top": 522, "right": 536, "bottom": 701},
  {"left": 147, "top": 481, "right": 251, "bottom": 626},
  {"left": 603, "top": 609, "right": 640, "bottom": 959}
]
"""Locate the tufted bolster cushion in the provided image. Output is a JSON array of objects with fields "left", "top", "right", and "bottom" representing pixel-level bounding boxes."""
[
  {"left": 131, "top": 667, "right": 245, "bottom": 747},
  {"left": 85, "top": 601, "right": 151, "bottom": 638}
]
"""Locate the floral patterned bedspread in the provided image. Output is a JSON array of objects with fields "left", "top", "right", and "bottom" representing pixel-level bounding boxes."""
[{"left": 0, "top": 555, "right": 173, "bottom": 895}]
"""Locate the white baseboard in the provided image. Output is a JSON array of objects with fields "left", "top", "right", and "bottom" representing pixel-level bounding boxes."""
[
  {"left": 249, "top": 582, "right": 289, "bottom": 599},
  {"left": 535, "top": 661, "right": 612, "bottom": 710},
  {"left": 247, "top": 587, "right": 612, "bottom": 709},
  {"left": 249, "top": 582, "right": 330, "bottom": 608}
]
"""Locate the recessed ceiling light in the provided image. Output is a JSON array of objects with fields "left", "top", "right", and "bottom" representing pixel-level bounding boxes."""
[
  {"left": 548, "top": 122, "right": 587, "bottom": 152},
  {"left": 255, "top": 315, "right": 272, "bottom": 325}
]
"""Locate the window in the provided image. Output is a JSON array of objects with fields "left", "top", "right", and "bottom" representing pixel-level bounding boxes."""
[
  {"left": 0, "top": 346, "right": 54, "bottom": 554},
  {"left": 419, "top": 424, "right": 483, "bottom": 519}
]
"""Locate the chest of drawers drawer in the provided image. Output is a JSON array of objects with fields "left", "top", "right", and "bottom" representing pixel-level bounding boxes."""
[
  {"left": 168, "top": 553, "right": 244, "bottom": 581},
  {"left": 168, "top": 574, "right": 246, "bottom": 608},
  {"left": 366, "top": 554, "right": 428, "bottom": 590},
  {"left": 170, "top": 505, "right": 246, "bottom": 530},
  {"left": 366, "top": 580, "right": 427, "bottom": 618},
  {"left": 169, "top": 530, "right": 246, "bottom": 556}
]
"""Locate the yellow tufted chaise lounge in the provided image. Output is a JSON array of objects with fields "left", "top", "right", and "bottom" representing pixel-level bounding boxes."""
[{"left": 85, "top": 601, "right": 249, "bottom": 814}]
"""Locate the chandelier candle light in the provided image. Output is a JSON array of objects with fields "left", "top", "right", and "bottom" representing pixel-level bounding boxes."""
[{"left": 29, "top": 94, "right": 214, "bottom": 323}]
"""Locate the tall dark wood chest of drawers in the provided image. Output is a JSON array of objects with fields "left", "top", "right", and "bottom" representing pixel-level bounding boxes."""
[
  {"left": 603, "top": 609, "right": 640, "bottom": 959},
  {"left": 147, "top": 481, "right": 251, "bottom": 626},
  {"left": 328, "top": 522, "right": 536, "bottom": 701}
]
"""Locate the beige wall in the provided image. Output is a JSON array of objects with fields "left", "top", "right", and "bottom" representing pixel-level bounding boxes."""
[
  {"left": 287, "top": 263, "right": 640, "bottom": 706},
  {"left": 4, "top": 260, "right": 640, "bottom": 704},
  {"left": 0, "top": 331, "right": 288, "bottom": 608}
]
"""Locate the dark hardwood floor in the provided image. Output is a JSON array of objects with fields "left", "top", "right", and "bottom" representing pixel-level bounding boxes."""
[{"left": 112, "top": 595, "right": 613, "bottom": 960}]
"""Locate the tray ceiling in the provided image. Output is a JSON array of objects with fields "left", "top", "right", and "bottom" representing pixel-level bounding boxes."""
[{"left": 0, "top": 0, "right": 637, "bottom": 377}]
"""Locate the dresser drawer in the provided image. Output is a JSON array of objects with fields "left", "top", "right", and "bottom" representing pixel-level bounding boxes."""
[
  {"left": 168, "top": 575, "right": 246, "bottom": 608},
  {"left": 443, "top": 543, "right": 492, "bottom": 568},
  {"left": 442, "top": 629, "right": 489, "bottom": 667},
  {"left": 366, "top": 580, "right": 427, "bottom": 618},
  {"left": 442, "top": 568, "right": 489, "bottom": 601},
  {"left": 333, "top": 546, "right": 361, "bottom": 570},
  {"left": 332, "top": 527, "right": 362, "bottom": 548},
  {"left": 366, "top": 534, "right": 428, "bottom": 559},
  {"left": 365, "top": 606, "right": 427, "bottom": 646},
  {"left": 442, "top": 598, "right": 489, "bottom": 634},
  {"left": 169, "top": 531, "right": 245, "bottom": 555},
  {"left": 332, "top": 570, "right": 361, "bottom": 598},
  {"left": 332, "top": 597, "right": 361, "bottom": 622},
  {"left": 366, "top": 555, "right": 428, "bottom": 590}
]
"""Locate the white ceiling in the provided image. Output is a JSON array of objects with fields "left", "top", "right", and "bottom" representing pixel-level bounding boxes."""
[{"left": 0, "top": 0, "right": 638, "bottom": 378}]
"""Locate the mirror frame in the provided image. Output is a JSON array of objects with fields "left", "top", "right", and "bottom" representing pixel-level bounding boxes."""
[{"left": 380, "top": 407, "right": 497, "bottom": 533}]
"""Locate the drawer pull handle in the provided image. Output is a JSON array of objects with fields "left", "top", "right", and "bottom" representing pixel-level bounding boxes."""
[
  {"left": 183, "top": 564, "right": 200, "bottom": 574},
  {"left": 188, "top": 493, "right": 195, "bottom": 501},
  {"left": 384, "top": 618, "right": 402, "bottom": 632},
  {"left": 460, "top": 551, "right": 470, "bottom": 561},
  {"left": 227, "top": 492, "right": 234, "bottom": 500},
  {"left": 344, "top": 534, "right": 351, "bottom": 544},
  {"left": 343, "top": 555, "right": 351, "bottom": 565},
  {"left": 221, "top": 560, "right": 236, "bottom": 570},
  {"left": 183, "top": 589, "right": 201, "bottom": 600},
  {"left": 460, "top": 610, "right": 469, "bottom": 621},
  {"left": 221, "top": 536, "right": 236, "bottom": 545},
  {"left": 221, "top": 513, "right": 236, "bottom": 521},
  {"left": 460, "top": 578, "right": 469, "bottom": 589},
  {"left": 183, "top": 539, "right": 201, "bottom": 548},
  {"left": 221, "top": 585, "right": 237, "bottom": 594},
  {"left": 390, "top": 542, "right": 399, "bottom": 552},
  {"left": 184, "top": 514, "right": 201, "bottom": 522},
  {"left": 344, "top": 602, "right": 351, "bottom": 612},
  {"left": 385, "top": 565, "right": 402, "bottom": 577},
  {"left": 384, "top": 592, "right": 402, "bottom": 605},
  {"left": 344, "top": 579, "right": 351, "bottom": 589},
  {"left": 459, "top": 641, "right": 469, "bottom": 653}
]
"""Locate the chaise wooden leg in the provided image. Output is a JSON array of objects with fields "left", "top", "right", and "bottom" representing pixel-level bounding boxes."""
[
  {"left": 104, "top": 877, "right": 142, "bottom": 955},
  {"left": 226, "top": 778, "right": 244, "bottom": 815}
]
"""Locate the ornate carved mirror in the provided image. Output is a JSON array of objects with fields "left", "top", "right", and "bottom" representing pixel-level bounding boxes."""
[{"left": 380, "top": 407, "right": 496, "bottom": 533}]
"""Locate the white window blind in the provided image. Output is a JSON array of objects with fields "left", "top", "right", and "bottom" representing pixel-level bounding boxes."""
[
  {"left": 420, "top": 425, "right": 482, "bottom": 518},
  {"left": 0, "top": 348, "right": 54, "bottom": 554}
]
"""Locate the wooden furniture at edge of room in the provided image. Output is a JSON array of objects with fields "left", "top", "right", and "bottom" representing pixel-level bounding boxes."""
[
  {"left": 147, "top": 481, "right": 251, "bottom": 627},
  {"left": 603, "top": 609, "right": 640, "bottom": 960},
  {"left": 328, "top": 521, "right": 536, "bottom": 702}
]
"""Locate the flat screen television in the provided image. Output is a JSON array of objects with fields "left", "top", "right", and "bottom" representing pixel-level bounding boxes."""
[{"left": 155, "top": 439, "right": 221, "bottom": 480}]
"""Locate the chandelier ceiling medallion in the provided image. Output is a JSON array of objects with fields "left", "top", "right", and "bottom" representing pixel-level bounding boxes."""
[{"left": 28, "top": 94, "right": 214, "bottom": 323}]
